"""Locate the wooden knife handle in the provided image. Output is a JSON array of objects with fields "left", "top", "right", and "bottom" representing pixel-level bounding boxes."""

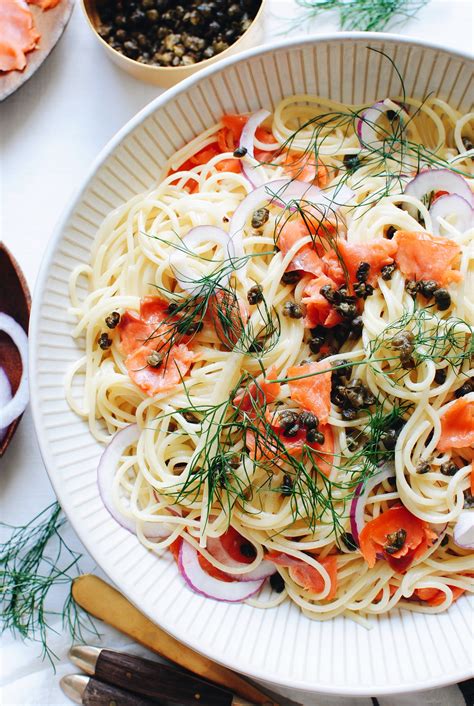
[
  {"left": 96, "top": 649, "right": 233, "bottom": 706},
  {"left": 83, "top": 677, "right": 159, "bottom": 706},
  {"left": 72, "top": 575, "right": 278, "bottom": 706}
]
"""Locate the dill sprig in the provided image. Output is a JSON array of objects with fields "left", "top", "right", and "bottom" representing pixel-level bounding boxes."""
[
  {"left": 157, "top": 368, "right": 410, "bottom": 538},
  {"left": 0, "top": 502, "right": 98, "bottom": 665},
  {"left": 147, "top": 237, "right": 281, "bottom": 358},
  {"left": 258, "top": 51, "right": 470, "bottom": 222},
  {"left": 369, "top": 309, "right": 473, "bottom": 383},
  {"left": 292, "top": 0, "right": 428, "bottom": 32}
]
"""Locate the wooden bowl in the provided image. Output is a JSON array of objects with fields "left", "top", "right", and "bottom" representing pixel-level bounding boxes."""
[
  {"left": 81, "top": 0, "right": 266, "bottom": 88},
  {"left": 0, "top": 244, "right": 31, "bottom": 456}
]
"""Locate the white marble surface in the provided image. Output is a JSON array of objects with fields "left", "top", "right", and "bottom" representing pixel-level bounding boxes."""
[{"left": 0, "top": 1, "right": 473, "bottom": 704}]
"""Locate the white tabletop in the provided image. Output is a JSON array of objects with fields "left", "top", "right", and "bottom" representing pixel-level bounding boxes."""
[{"left": 0, "top": 1, "right": 473, "bottom": 705}]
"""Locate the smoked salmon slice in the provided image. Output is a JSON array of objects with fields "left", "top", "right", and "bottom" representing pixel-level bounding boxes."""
[
  {"left": 415, "top": 585, "right": 465, "bottom": 606},
  {"left": 118, "top": 297, "right": 175, "bottom": 356},
  {"left": 28, "top": 0, "right": 61, "bottom": 9},
  {"left": 0, "top": 0, "right": 40, "bottom": 72},
  {"left": 219, "top": 113, "right": 277, "bottom": 161},
  {"left": 267, "top": 551, "right": 338, "bottom": 598},
  {"left": 245, "top": 419, "right": 334, "bottom": 476},
  {"left": 139, "top": 296, "right": 172, "bottom": 326},
  {"left": 280, "top": 423, "right": 334, "bottom": 475},
  {"left": 277, "top": 218, "right": 324, "bottom": 277},
  {"left": 301, "top": 274, "right": 342, "bottom": 328},
  {"left": 287, "top": 360, "right": 332, "bottom": 424},
  {"left": 281, "top": 151, "right": 329, "bottom": 187},
  {"left": 437, "top": 397, "right": 474, "bottom": 452},
  {"left": 393, "top": 230, "right": 462, "bottom": 285},
  {"left": 118, "top": 297, "right": 195, "bottom": 396},
  {"left": 125, "top": 343, "right": 195, "bottom": 397},
  {"left": 359, "top": 506, "right": 437, "bottom": 572},
  {"left": 233, "top": 366, "right": 281, "bottom": 414},
  {"left": 207, "top": 289, "right": 249, "bottom": 347},
  {"left": 322, "top": 238, "right": 397, "bottom": 287}
]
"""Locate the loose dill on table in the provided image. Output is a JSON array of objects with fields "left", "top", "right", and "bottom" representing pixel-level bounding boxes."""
[
  {"left": 289, "top": 0, "right": 429, "bottom": 33},
  {"left": 0, "top": 502, "right": 97, "bottom": 665}
]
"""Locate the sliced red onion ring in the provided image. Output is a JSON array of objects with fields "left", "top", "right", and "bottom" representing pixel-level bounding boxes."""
[
  {"left": 0, "top": 313, "right": 29, "bottom": 430},
  {"left": 271, "top": 180, "right": 354, "bottom": 211},
  {"left": 356, "top": 100, "right": 408, "bottom": 148},
  {"left": 239, "top": 109, "right": 271, "bottom": 188},
  {"left": 229, "top": 179, "right": 354, "bottom": 257},
  {"left": 453, "top": 510, "right": 474, "bottom": 550},
  {"left": 206, "top": 536, "right": 275, "bottom": 581},
  {"left": 97, "top": 424, "right": 172, "bottom": 540},
  {"left": 349, "top": 465, "right": 395, "bottom": 546},
  {"left": 0, "top": 367, "right": 12, "bottom": 442},
  {"left": 229, "top": 179, "right": 289, "bottom": 255},
  {"left": 170, "top": 225, "right": 236, "bottom": 295},
  {"left": 178, "top": 539, "right": 265, "bottom": 601},
  {"left": 429, "top": 194, "right": 474, "bottom": 236},
  {"left": 403, "top": 168, "right": 474, "bottom": 219}
]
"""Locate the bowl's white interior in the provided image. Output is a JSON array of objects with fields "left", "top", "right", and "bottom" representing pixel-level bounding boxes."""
[{"left": 30, "top": 35, "right": 474, "bottom": 696}]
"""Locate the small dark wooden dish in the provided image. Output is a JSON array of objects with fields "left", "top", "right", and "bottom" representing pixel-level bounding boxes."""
[{"left": 0, "top": 243, "right": 31, "bottom": 456}]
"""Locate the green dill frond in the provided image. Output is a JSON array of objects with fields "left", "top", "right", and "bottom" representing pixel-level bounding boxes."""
[
  {"left": 253, "top": 52, "right": 470, "bottom": 223},
  {"left": 369, "top": 309, "right": 473, "bottom": 383},
  {"left": 289, "top": 0, "right": 428, "bottom": 33},
  {"left": 0, "top": 503, "right": 98, "bottom": 666},
  {"left": 144, "top": 235, "right": 281, "bottom": 360},
  {"left": 159, "top": 368, "right": 412, "bottom": 538}
]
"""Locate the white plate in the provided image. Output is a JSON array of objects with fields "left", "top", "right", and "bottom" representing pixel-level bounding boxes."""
[{"left": 30, "top": 34, "right": 474, "bottom": 697}]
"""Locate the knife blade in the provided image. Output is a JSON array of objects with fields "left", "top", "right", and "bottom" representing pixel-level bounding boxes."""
[
  {"left": 69, "top": 645, "right": 255, "bottom": 706},
  {"left": 72, "top": 575, "right": 279, "bottom": 706}
]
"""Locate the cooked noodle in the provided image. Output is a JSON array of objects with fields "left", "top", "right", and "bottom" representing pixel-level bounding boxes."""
[{"left": 67, "top": 91, "right": 474, "bottom": 620}]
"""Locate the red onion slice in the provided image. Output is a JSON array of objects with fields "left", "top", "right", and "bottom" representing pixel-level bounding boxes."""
[
  {"left": 453, "top": 510, "right": 474, "bottom": 550},
  {"left": 0, "top": 366, "right": 12, "bottom": 442},
  {"left": 178, "top": 539, "right": 265, "bottom": 601},
  {"left": 170, "top": 225, "right": 236, "bottom": 295},
  {"left": 271, "top": 180, "right": 354, "bottom": 211},
  {"left": 206, "top": 536, "right": 276, "bottom": 581},
  {"left": 403, "top": 168, "right": 474, "bottom": 219},
  {"left": 429, "top": 194, "right": 474, "bottom": 236},
  {"left": 229, "top": 179, "right": 354, "bottom": 257},
  {"left": 356, "top": 100, "right": 408, "bottom": 148},
  {"left": 229, "top": 179, "right": 290, "bottom": 256},
  {"left": 97, "top": 424, "right": 173, "bottom": 540},
  {"left": 349, "top": 465, "right": 395, "bottom": 546},
  {"left": 0, "top": 313, "right": 29, "bottom": 430},
  {"left": 239, "top": 109, "right": 271, "bottom": 188}
]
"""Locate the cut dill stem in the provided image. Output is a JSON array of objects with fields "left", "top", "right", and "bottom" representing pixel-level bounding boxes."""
[
  {"left": 0, "top": 502, "right": 98, "bottom": 665},
  {"left": 292, "top": 0, "right": 428, "bottom": 32}
]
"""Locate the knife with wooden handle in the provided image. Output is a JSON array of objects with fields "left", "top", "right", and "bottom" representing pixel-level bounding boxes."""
[
  {"left": 72, "top": 575, "right": 279, "bottom": 706},
  {"left": 69, "top": 646, "right": 255, "bottom": 706},
  {"left": 61, "top": 674, "right": 160, "bottom": 706}
]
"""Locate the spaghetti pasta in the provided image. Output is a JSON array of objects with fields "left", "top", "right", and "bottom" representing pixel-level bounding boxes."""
[{"left": 67, "top": 88, "right": 474, "bottom": 620}]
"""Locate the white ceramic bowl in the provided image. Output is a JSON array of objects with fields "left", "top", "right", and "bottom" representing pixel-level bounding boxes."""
[{"left": 30, "top": 34, "right": 474, "bottom": 697}]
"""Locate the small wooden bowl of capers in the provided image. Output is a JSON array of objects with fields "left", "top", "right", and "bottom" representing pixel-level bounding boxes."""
[{"left": 81, "top": 0, "right": 266, "bottom": 89}]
